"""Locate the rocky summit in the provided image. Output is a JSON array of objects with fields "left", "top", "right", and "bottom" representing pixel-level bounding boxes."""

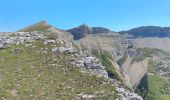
[
  {"left": 1, "top": 21, "right": 170, "bottom": 100},
  {"left": 68, "top": 24, "right": 92, "bottom": 40}
]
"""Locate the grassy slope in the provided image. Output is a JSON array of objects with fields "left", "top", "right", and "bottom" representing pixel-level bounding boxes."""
[
  {"left": 145, "top": 60, "right": 170, "bottom": 100},
  {"left": 145, "top": 75, "right": 170, "bottom": 100},
  {"left": 0, "top": 40, "right": 116, "bottom": 99}
]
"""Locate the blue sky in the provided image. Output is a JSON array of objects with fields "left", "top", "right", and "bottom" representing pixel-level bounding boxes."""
[{"left": 0, "top": 0, "right": 170, "bottom": 32}]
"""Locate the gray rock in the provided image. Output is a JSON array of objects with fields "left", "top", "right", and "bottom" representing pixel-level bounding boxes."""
[
  {"left": 77, "top": 93, "right": 95, "bottom": 100},
  {"left": 115, "top": 85, "right": 143, "bottom": 100},
  {"left": 70, "top": 56, "right": 108, "bottom": 78}
]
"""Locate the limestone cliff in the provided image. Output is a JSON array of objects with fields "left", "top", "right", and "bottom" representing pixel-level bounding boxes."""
[{"left": 122, "top": 56, "right": 148, "bottom": 88}]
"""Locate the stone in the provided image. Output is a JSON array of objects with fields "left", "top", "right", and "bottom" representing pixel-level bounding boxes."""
[
  {"left": 52, "top": 47, "right": 78, "bottom": 54},
  {"left": 77, "top": 93, "right": 95, "bottom": 100}
]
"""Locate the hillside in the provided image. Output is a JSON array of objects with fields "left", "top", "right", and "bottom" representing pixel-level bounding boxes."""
[
  {"left": 0, "top": 37, "right": 117, "bottom": 99},
  {"left": 0, "top": 22, "right": 143, "bottom": 100}
]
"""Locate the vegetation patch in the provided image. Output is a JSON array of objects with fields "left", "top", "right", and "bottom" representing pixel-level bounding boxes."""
[
  {"left": 46, "top": 31, "right": 58, "bottom": 40},
  {"left": 132, "top": 47, "right": 164, "bottom": 63},
  {"left": 117, "top": 51, "right": 128, "bottom": 67},
  {"left": 144, "top": 75, "right": 170, "bottom": 100}
]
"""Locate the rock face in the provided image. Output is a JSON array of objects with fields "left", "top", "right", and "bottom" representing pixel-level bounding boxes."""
[
  {"left": 76, "top": 34, "right": 122, "bottom": 56},
  {"left": 134, "top": 37, "right": 170, "bottom": 52},
  {"left": 68, "top": 24, "right": 92, "bottom": 40},
  {"left": 122, "top": 57, "right": 148, "bottom": 88}
]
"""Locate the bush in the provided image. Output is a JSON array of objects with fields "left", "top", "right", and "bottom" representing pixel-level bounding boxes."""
[{"left": 117, "top": 51, "right": 128, "bottom": 66}]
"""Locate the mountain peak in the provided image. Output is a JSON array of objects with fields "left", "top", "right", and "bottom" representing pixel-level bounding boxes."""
[
  {"left": 18, "top": 20, "right": 51, "bottom": 32},
  {"left": 35, "top": 20, "right": 49, "bottom": 26},
  {"left": 79, "top": 23, "right": 89, "bottom": 27},
  {"left": 68, "top": 24, "right": 92, "bottom": 40}
]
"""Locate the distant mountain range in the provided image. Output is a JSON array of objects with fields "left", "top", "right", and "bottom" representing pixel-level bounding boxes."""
[
  {"left": 68, "top": 25, "right": 170, "bottom": 40},
  {"left": 119, "top": 26, "right": 170, "bottom": 38}
]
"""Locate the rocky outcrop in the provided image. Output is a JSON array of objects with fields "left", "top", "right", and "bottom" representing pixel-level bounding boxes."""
[
  {"left": 70, "top": 56, "right": 109, "bottom": 78},
  {"left": 0, "top": 32, "right": 44, "bottom": 48},
  {"left": 115, "top": 84, "right": 143, "bottom": 100}
]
